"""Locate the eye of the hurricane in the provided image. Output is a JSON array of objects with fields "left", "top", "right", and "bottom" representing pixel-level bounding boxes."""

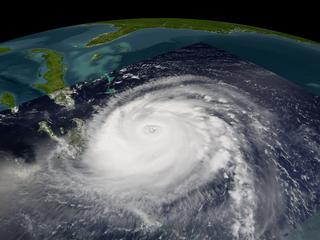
[{"left": 143, "top": 124, "right": 161, "bottom": 135}]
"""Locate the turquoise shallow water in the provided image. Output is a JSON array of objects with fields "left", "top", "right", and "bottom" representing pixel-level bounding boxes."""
[{"left": 0, "top": 24, "right": 319, "bottom": 110}]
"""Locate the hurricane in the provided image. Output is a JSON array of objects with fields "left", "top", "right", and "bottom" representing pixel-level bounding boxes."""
[{"left": 32, "top": 75, "right": 294, "bottom": 240}]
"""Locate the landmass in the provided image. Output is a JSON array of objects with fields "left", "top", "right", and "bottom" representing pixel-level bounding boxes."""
[
  {"left": 0, "top": 91, "right": 15, "bottom": 108},
  {"left": 30, "top": 49, "right": 65, "bottom": 93},
  {"left": 38, "top": 121, "right": 59, "bottom": 141},
  {"left": 49, "top": 87, "right": 75, "bottom": 109},
  {"left": 38, "top": 118, "right": 85, "bottom": 146},
  {"left": 0, "top": 47, "right": 12, "bottom": 54},
  {"left": 86, "top": 18, "right": 317, "bottom": 47}
]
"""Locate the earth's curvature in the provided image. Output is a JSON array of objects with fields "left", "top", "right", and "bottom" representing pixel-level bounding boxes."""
[{"left": 0, "top": 18, "right": 320, "bottom": 240}]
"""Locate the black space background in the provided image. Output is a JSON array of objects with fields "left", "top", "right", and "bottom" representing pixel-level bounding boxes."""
[{"left": 0, "top": 2, "right": 319, "bottom": 43}]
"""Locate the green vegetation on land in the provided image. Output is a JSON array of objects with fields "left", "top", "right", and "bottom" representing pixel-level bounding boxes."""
[
  {"left": 0, "top": 47, "right": 11, "bottom": 54},
  {"left": 0, "top": 92, "right": 15, "bottom": 108},
  {"left": 86, "top": 18, "right": 317, "bottom": 47},
  {"left": 31, "top": 49, "right": 65, "bottom": 93}
]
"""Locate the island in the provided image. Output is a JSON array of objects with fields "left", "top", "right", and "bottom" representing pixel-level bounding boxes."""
[
  {"left": 0, "top": 47, "right": 12, "bottom": 54},
  {"left": 0, "top": 91, "right": 15, "bottom": 108},
  {"left": 30, "top": 49, "right": 65, "bottom": 93},
  {"left": 86, "top": 18, "right": 316, "bottom": 47}
]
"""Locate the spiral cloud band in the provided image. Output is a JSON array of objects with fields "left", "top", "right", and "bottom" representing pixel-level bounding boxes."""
[{"left": 41, "top": 75, "right": 287, "bottom": 239}]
